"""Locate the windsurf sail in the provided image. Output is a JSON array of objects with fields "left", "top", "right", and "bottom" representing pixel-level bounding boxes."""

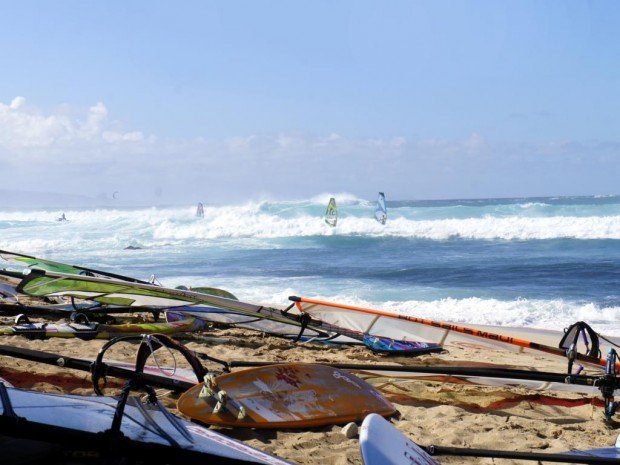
[
  {"left": 0, "top": 283, "right": 18, "bottom": 303},
  {"left": 0, "top": 249, "right": 151, "bottom": 284},
  {"left": 374, "top": 192, "right": 387, "bottom": 225},
  {"left": 324, "top": 197, "right": 338, "bottom": 227},
  {"left": 177, "top": 285, "right": 238, "bottom": 301},
  {"left": 13, "top": 270, "right": 439, "bottom": 353},
  {"left": 0, "top": 302, "right": 139, "bottom": 321},
  {"left": 290, "top": 296, "right": 620, "bottom": 372},
  {"left": 15, "top": 270, "right": 332, "bottom": 340},
  {"left": 166, "top": 310, "right": 439, "bottom": 355},
  {"left": 165, "top": 307, "right": 324, "bottom": 339},
  {"left": 1, "top": 250, "right": 240, "bottom": 305},
  {"left": 0, "top": 317, "right": 206, "bottom": 340},
  {"left": 0, "top": 382, "right": 294, "bottom": 464}
]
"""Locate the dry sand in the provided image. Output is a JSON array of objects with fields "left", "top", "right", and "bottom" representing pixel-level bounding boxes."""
[{"left": 0, "top": 278, "right": 617, "bottom": 464}]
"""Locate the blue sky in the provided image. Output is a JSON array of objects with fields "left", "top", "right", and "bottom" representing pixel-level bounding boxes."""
[{"left": 1, "top": 1, "right": 619, "bottom": 203}]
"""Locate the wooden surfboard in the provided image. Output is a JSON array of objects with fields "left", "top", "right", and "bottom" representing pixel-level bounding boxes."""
[{"left": 177, "top": 363, "right": 396, "bottom": 429}]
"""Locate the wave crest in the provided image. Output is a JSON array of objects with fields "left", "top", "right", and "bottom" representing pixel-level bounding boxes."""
[{"left": 2, "top": 204, "right": 620, "bottom": 242}]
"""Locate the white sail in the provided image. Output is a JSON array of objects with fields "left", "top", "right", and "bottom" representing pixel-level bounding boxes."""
[{"left": 374, "top": 192, "right": 387, "bottom": 224}]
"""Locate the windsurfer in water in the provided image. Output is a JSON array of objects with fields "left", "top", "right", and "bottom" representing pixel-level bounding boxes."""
[
  {"left": 196, "top": 202, "right": 204, "bottom": 218},
  {"left": 57, "top": 213, "right": 67, "bottom": 222}
]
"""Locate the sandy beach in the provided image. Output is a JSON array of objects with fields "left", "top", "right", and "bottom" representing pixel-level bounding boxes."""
[{"left": 0, "top": 278, "right": 617, "bottom": 465}]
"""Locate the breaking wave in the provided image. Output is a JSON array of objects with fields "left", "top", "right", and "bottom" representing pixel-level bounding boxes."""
[{"left": 1, "top": 199, "right": 620, "bottom": 249}]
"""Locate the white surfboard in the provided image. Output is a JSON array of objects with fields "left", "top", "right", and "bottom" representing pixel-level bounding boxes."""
[
  {"left": 360, "top": 414, "right": 620, "bottom": 464},
  {"left": 360, "top": 413, "right": 438, "bottom": 465}
]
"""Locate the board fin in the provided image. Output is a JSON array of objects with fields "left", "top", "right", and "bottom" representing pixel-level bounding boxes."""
[{"left": 199, "top": 374, "right": 247, "bottom": 420}]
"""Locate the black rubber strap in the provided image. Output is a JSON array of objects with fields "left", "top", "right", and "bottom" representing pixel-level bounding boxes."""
[
  {"left": 0, "top": 382, "right": 17, "bottom": 418},
  {"left": 92, "top": 335, "right": 145, "bottom": 395},
  {"left": 293, "top": 313, "right": 311, "bottom": 343}
]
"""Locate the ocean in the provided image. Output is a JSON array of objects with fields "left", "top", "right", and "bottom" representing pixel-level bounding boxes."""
[{"left": 1, "top": 193, "right": 619, "bottom": 335}]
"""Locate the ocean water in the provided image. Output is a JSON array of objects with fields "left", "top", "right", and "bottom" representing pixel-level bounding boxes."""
[{"left": 1, "top": 194, "right": 620, "bottom": 335}]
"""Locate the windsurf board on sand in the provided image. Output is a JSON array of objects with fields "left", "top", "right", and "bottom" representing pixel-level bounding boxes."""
[
  {"left": 0, "top": 383, "right": 293, "bottom": 464},
  {"left": 178, "top": 363, "right": 395, "bottom": 429},
  {"left": 359, "top": 414, "right": 620, "bottom": 465}
]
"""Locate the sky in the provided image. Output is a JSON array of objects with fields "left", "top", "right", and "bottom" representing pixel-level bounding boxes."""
[{"left": 1, "top": 0, "right": 619, "bottom": 204}]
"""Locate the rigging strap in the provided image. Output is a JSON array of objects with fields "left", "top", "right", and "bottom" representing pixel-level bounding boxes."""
[{"left": 560, "top": 321, "right": 601, "bottom": 374}]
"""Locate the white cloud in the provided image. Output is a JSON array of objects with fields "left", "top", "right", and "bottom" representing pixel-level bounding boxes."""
[
  {"left": 0, "top": 97, "right": 144, "bottom": 150},
  {"left": 102, "top": 130, "right": 144, "bottom": 143},
  {"left": 9, "top": 97, "right": 25, "bottom": 110},
  {"left": 1, "top": 96, "right": 619, "bottom": 203}
]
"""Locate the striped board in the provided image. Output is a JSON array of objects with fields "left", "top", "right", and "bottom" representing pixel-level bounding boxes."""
[{"left": 178, "top": 363, "right": 395, "bottom": 429}]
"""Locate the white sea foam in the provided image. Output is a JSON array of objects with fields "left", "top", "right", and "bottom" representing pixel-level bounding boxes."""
[
  {"left": 302, "top": 294, "right": 620, "bottom": 336},
  {"left": 150, "top": 212, "right": 620, "bottom": 241},
  {"left": 518, "top": 202, "right": 550, "bottom": 209},
  {"left": 159, "top": 275, "right": 620, "bottom": 336},
  {"left": 382, "top": 297, "right": 620, "bottom": 334},
  {"left": 3, "top": 205, "right": 620, "bottom": 244},
  {"left": 308, "top": 192, "right": 366, "bottom": 205}
]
